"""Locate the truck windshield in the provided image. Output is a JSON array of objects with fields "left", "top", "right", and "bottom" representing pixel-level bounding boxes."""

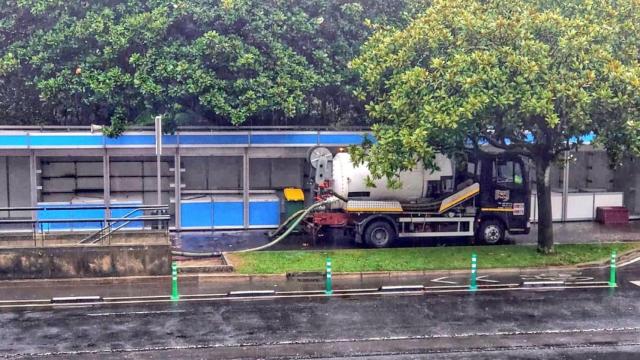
[{"left": 494, "top": 161, "right": 523, "bottom": 186}]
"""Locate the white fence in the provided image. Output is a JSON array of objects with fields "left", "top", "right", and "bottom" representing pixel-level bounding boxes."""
[{"left": 529, "top": 192, "right": 624, "bottom": 222}]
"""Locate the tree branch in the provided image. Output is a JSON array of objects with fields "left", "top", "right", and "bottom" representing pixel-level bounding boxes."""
[{"left": 482, "top": 134, "right": 533, "bottom": 157}]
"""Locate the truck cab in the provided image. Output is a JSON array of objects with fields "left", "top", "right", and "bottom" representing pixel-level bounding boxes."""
[{"left": 464, "top": 153, "right": 531, "bottom": 244}]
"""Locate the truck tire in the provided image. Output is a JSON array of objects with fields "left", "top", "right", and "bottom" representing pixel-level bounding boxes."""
[
  {"left": 478, "top": 219, "right": 505, "bottom": 245},
  {"left": 364, "top": 221, "right": 396, "bottom": 248}
]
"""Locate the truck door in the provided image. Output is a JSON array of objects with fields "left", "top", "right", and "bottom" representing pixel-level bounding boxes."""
[{"left": 482, "top": 156, "right": 530, "bottom": 234}]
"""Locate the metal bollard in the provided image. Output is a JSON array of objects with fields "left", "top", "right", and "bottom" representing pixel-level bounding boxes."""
[
  {"left": 609, "top": 250, "right": 617, "bottom": 288},
  {"left": 171, "top": 261, "right": 180, "bottom": 301},
  {"left": 325, "top": 257, "right": 333, "bottom": 295},
  {"left": 470, "top": 252, "right": 478, "bottom": 292}
]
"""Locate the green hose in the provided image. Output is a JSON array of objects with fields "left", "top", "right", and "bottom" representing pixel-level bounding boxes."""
[
  {"left": 268, "top": 208, "right": 306, "bottom": 238},
  {"left": 231, "top": 197, "right": 337, "bottom": 253}
]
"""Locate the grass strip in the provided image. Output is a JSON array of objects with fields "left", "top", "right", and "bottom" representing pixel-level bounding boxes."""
[{"left": 226, "top": 243, "right": 640, "bottom": 274}]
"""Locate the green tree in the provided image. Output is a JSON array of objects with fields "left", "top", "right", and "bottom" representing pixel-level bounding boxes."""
[
  {"left": 350, "top": 0, "right": 640, "bottom": 253},
  {"left": 0, "top": 0, "right": 418, "bottom": 132}
]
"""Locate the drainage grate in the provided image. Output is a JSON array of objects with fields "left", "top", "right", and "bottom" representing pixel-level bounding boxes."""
[
  {"left": 51, "top": 296, "right": 103, "bottom": 304},
  {"left": 228, "top": 290, "right": 276, "bottom": 297},
  {"left": 522, "top": 281, "right": 565, "bottom": 288},
  {"left": 286, "top": 272, "right": 325, "bottom": 282}
]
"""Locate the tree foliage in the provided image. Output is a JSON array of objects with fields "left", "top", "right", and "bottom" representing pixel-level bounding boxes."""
[
  {"left": 350, "top": 0, "right": 640, "bottom": 252},
  {"left": 0, "top": 0, "right": 419, "bottom": 132}
]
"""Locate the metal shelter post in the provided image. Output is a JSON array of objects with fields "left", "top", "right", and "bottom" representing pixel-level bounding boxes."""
[
  {"left": 174, "top": 150, "right": 182, "bottom": 231},
  {"left": 155, "top": 116, "right": 163, "bottom": 207},
  {"left": 561, "top": 151, "right": 570, "bottom": 222},
  {"left": 103, "top": 151, "right": 111, "bottom": 219},
  {"left": 243, "top": 147, "right": 250, "bottom": 229}
]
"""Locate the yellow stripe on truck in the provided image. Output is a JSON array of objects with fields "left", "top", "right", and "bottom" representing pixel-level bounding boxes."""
[
  {"left": 438, "top": 183, "right": 480, "bottom": 214},
  {"left": 481, "top": 207, "right": 514, "bottom": 212},
  {"left": 347, "top": 207, "right": 403, "bottom": 213}
]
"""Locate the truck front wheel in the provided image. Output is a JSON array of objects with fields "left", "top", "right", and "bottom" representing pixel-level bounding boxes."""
[
  {"left": 478, "top": 220, "right": 505, "bottom": 245},
  {"left": 364, "top": 221, "right": 396, "bottom": 248}
]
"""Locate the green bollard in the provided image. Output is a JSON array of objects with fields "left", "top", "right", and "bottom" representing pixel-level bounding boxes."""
[
  {"left": 171, "top": 261, "right": 180, "bottom": 301},
  {"left": 609, "top": 250, "right": 617, "bottom": 288},
  {"left": 325, "top": 257, "right": 333, "bottom": 295},
  {"left": 469, "top": 252, "right": 478, "bottom": 292}
]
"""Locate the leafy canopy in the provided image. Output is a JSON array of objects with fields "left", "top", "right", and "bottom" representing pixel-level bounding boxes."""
[
  {"left": 0, "top": 0, "right": 419, "bottom": 132},
  {"left": 350, "top": 0, "right": 640, "bottom": 179}
]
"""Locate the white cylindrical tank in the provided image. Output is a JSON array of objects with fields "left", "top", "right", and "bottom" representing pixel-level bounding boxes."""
[{"left": 331, "top": 152, "right": 453, "bottom": 202}]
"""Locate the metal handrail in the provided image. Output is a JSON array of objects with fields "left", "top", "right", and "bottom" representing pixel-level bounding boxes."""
[
  {"left": 0, "top": 216, "right": 170, "bottom": 224},
  {"left": 0, "top": 204, "right": 168, "bottom": 212},
  {"left": 78, "top": 206, "right": 162, "bottom": 244},
  {"left": 86, "top": 215, "right": 157, "bottom": 244},
  {"left": 0, "top": 204, "right": 170, "bottom": 247},
  {"left": 79, "top": 207, "right": 136, "bottom": 244}
]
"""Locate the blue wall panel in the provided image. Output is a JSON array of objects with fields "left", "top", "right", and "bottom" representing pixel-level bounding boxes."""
[
  {"left": 180, "top": 200, "right": 243, "bottom": 228},
  {"left": 37, "top": 202, "right": 143, "bottom": 231},
  {"left": 213, "top": 202, "right": 244, "bottom": 227},
  {"left": 249, "top": 201, "right": 280, "bottom": 227},
  {"left": 180, "top": 202, "right": 214, "bottom": 228},
  {"left": 37, "top": 205, "right": 104, "bottom": 231},
  {"left": 181, "top": 198, "right": 279, "bottom": 228}
]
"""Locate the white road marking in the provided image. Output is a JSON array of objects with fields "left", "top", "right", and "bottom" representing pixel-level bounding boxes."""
[
  {"left": 520, "top": 273, "right": 594, "bottom": 282},
  {"left": 431, "top": 276, "right": 458, "bottom": 285},
  {"left": 87, "top": 310, "right": 186, "bottom": 317},
  {"left": 476, "top": 275, "right": 500, "bottom": 283},
  {"left": 619, "top": 256, "right": 640, "bottom": 267},
  {"left": 630, "top": 281, "right": 640, "bottom": 287}
]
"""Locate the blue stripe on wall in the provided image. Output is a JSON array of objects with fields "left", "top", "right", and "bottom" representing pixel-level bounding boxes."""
[
  {"left": 105, "top": 135, "right": 154, "bottom": 146},
  {"left": 179, "top": 134, "right": 249, "bottom": 145},
  {"left": 0, "top": 131, "right": 371, "bottom": 149},
  {"left": 30, "top": 135, "right": 104, "bottom": 147},
  {"left": 251, "top": 134, "right": 318, "bottom": 145},
  {"left": 318, "top": 134, "right": 368, "bottom": 145},
  {"left": 0, "top": 135, "right": 29, "bottom": 147}
]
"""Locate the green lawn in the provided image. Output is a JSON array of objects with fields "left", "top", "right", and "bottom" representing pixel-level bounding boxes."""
[{"left": 226, "top": 243, "right": 640, "bottom": 274}]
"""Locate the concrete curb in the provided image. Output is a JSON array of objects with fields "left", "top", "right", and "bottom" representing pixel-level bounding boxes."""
[{"left": 0, "top": 249, "right": 636, "bottom": 287}]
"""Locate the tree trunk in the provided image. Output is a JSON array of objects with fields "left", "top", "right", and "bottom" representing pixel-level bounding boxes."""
[{"left": 535, "top": 158, "right": 554, "bottom": 254}]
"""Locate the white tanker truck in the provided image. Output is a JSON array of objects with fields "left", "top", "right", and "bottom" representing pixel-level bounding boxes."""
[{"left": 306, "top": 147, "right": 531, "bottom": 247}]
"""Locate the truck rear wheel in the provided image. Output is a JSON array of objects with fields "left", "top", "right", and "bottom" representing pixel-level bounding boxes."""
[
  {"left": 478, "top": 220, "right": 505, "bottom": 245},
  {"left": 364, "top": 221, "right": 396, "bottom": 248}
]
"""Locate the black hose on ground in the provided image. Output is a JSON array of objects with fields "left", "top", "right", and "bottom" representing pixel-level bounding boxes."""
[{"left": 171, "top": 250, "right": 222, "bottom": 257}]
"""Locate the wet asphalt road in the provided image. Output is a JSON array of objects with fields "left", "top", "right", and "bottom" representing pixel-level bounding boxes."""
[{"left": 2, "top": 264, "right": 640, "bottom": 359}]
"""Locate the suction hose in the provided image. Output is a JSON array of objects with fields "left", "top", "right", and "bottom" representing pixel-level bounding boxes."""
[
  {"left": 268, "top": 190, "right": 346, "bottom": 238},
  {"left": 171, "top": 208, "right": 307, "bottom": 258},
  {"left": 267, "top": 208, "right": 306, "bottom": 238},
  {"left": 171, "top": 250, "right": 221, "bottom": 257},
  {"left": 232, "top": 196, "right": 338, "bottom": 253}
]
